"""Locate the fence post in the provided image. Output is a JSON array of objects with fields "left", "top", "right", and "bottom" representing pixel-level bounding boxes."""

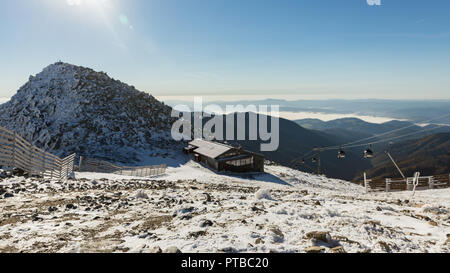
[
  {"left": 42, "top": 151, "right": 45, "bottom": 176},
  {"left": 72, "top": 154, "right": 75, "bottom": 173},
  {"left": 79, "top": 156, "right": 83, "bottom": 172},
  {"left": 363, "top": 172, "right": 368, "bottom": 193},
  {"left": 386, "top": 178, "right": 391, "bottom": 192},
  {"left": 412, "top": 172, "right": 420, "bottom": 196},
  {"left": 429, "top": 177, "right": 434, "bottom": 189},
  {"left": 11, "top": 132, "right": 16, "bottom": 168},
  {"left": 59, "top": 161, "right": 62, "bottom": 181},
  {"left": 28, "top": 144, "right": 33, "bottom": 175},
  {"left": 50, "top": 157, "right": 53, "bottom": 180},
  {"left": 66, "top": 158, "right": 70, "bottom": 179}
]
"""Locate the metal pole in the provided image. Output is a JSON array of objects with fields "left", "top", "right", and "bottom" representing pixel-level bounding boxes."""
[
  {"left": 385, "top": 151, "right": 406, "bottom": 179},
  {"left": 313, "top": 147, "right": 322, "bottom": 175}
]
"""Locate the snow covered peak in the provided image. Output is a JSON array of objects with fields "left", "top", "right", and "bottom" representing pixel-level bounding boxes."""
[
  {"left": 29, "top": 62, "right": 79, "bottom": 83},
  {"left": 40, "top": 61, "right": 76, "bottom": 74},
  {"left": 0, "top": 63, "right": 176, "bottom": 163}
]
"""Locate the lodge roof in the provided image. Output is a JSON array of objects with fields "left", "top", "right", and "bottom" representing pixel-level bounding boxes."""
[{"left": 189, "top": 139, "right": 234, "bottom": 159}]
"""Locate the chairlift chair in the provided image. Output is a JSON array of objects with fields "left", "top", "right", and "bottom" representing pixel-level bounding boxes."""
[
  {"left": 312, "top": 157, "right": 317, "bottom": 163},
  {"left": 338, "top": 147, "right": 346, "bottom": 159},
  {"left": 364, "top": 145, "right": 374, "bottom": 158}
]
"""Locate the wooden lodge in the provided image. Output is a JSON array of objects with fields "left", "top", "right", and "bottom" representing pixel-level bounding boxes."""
[{"left": 184, "top": 139, "right": 264, "bottom": 173}]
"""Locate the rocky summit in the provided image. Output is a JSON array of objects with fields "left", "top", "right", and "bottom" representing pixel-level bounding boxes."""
[{"left": 0, "top": 62, "right": 176, "bottom": 163}]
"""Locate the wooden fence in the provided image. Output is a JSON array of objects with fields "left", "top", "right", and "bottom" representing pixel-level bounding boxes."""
[
  {"left": 79, "top": 156, "right": 166, "bottom": 177},
  {"left": 0, "top": 126, "right": 76, "bottom": 181},
  {"left": 363, "top": 173, "right": 450, "bottom": 193}
]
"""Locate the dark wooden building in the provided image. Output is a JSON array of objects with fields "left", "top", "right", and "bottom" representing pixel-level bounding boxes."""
[{"left": 184, "top": 139, "right": 264, "bottom": 173}]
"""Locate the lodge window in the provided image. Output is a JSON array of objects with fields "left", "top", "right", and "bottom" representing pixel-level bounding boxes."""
[{"left": 227, "top": 157, "right": 253, "bottom": 166}]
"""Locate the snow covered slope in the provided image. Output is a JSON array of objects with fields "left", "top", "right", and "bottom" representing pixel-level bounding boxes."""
[
  {"left": 0, "top": 62, "right": 175, "bottom": 163},
  {"left": 1, "top": 162, "right": 448, "bottom": 253}
]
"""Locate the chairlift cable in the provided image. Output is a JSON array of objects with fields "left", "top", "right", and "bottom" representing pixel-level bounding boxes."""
[
  {"left": 291, "top": 114, "right": 450, "bottom": 169},
  {"left": 299, "top": 123, "right": 448, "bottom": 162},
  {"left": 340, "top": 112, "right": 450, "bottom": 148}
]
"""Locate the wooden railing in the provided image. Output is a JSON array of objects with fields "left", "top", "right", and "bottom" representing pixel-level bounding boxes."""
[
  {"left": 0, "top": 126, "right": 76, "bottom": 181},
  {"left": 363, "top": 172, "right": 450, "bottom": 193},
  {"left": 79, "top": 156, "right": 166, "bottom": 177}
]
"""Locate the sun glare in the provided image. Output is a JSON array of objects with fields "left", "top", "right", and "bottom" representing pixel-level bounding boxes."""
[
  {"left": 62, "top": 0, "right": 133, "bottom": 49},
  {"left": 66, "top": 0, "right": 82, "bottom": 6},
  {"left": 65, "top": 0, "right": 114, "bottom": 18},
  {"left": 66, "top": 0, "right": 110, "bottom": 8}
]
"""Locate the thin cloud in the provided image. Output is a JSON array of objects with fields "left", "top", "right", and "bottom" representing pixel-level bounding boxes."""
[{"left": 354, "top": 32, "right": 450, "bottom": 39}]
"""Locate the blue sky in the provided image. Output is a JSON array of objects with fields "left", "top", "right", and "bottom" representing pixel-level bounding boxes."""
[{"left": 0, "top": 0, "right": 449, "bottom": 99}]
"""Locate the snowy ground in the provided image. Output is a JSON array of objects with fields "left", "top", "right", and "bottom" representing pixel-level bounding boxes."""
[{"left": 0, "top": 161, "right": 449, "bottom": 253}]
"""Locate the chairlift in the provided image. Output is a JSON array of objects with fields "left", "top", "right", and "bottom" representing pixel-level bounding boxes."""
[
  {"left": 338, "top": 146, "right": 346, "bottom": 159},
  {"left": 364, "top": 145, "right": 374, "bottom": 158},
  {"left": 302, "top": 158, "right": 306, "bottom": 164},
  {"left": 312, "top": 157, "right": 317, "bottom": 163}
]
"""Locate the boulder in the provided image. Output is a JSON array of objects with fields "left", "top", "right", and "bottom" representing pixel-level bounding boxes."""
[
  {"left": 378, "top": 241, "right": 391, "bottom": 252},
  {"left": 3, "top": 192, "right": 14, "bottom": 198},
  {"left": 255, "top": 238, "right": 264, "bottom": 245},
  {"left": 66, "top": 204, "right": 77, "bottom": 210},
  {"left": 164, "top": 246, "right": 182, "bottom": 253},
  {"left": 203, "top": 193, "right": 212, "bottom": 202},
  {"left": 135, "top": 190, "right": 149, "bottom": 199},
  {"left": 255, "top": 189, "right": 272, "bottom": 200},
  {"left": 188, "top": 230, "right": 207, "bottom": 239},
  {"left": 305, "top": 231, "right": 331, "bottom": 243},
  {"left": 199, "top": 220, "right": 214, "bottom": 228},
  {"left": 220, "top": 247, "right": 238, "bottom": 253},
  {"left": 149, "top": 246, "right": 162, "bottom": 253},
  {"left": 305, "top": 246, "right": 325, "bottom": 253},
  {"left": 330, "top": 246, "right": 346, "bottom": 253},
  {"left": 268, "top": 225, "right": 284, "bottom": 243}
]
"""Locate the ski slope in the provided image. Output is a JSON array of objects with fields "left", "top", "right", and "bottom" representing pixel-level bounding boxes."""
[{"left": 0, "top": 161, "right": 449, "bottom": 253}]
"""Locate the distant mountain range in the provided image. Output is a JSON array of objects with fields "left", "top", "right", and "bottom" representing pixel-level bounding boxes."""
[
  {"left": 295, "top": 117, "right": 450, "bottom": 145},
  {"left": 164, "top": 98, "right": 450, "bottom": 124}
]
